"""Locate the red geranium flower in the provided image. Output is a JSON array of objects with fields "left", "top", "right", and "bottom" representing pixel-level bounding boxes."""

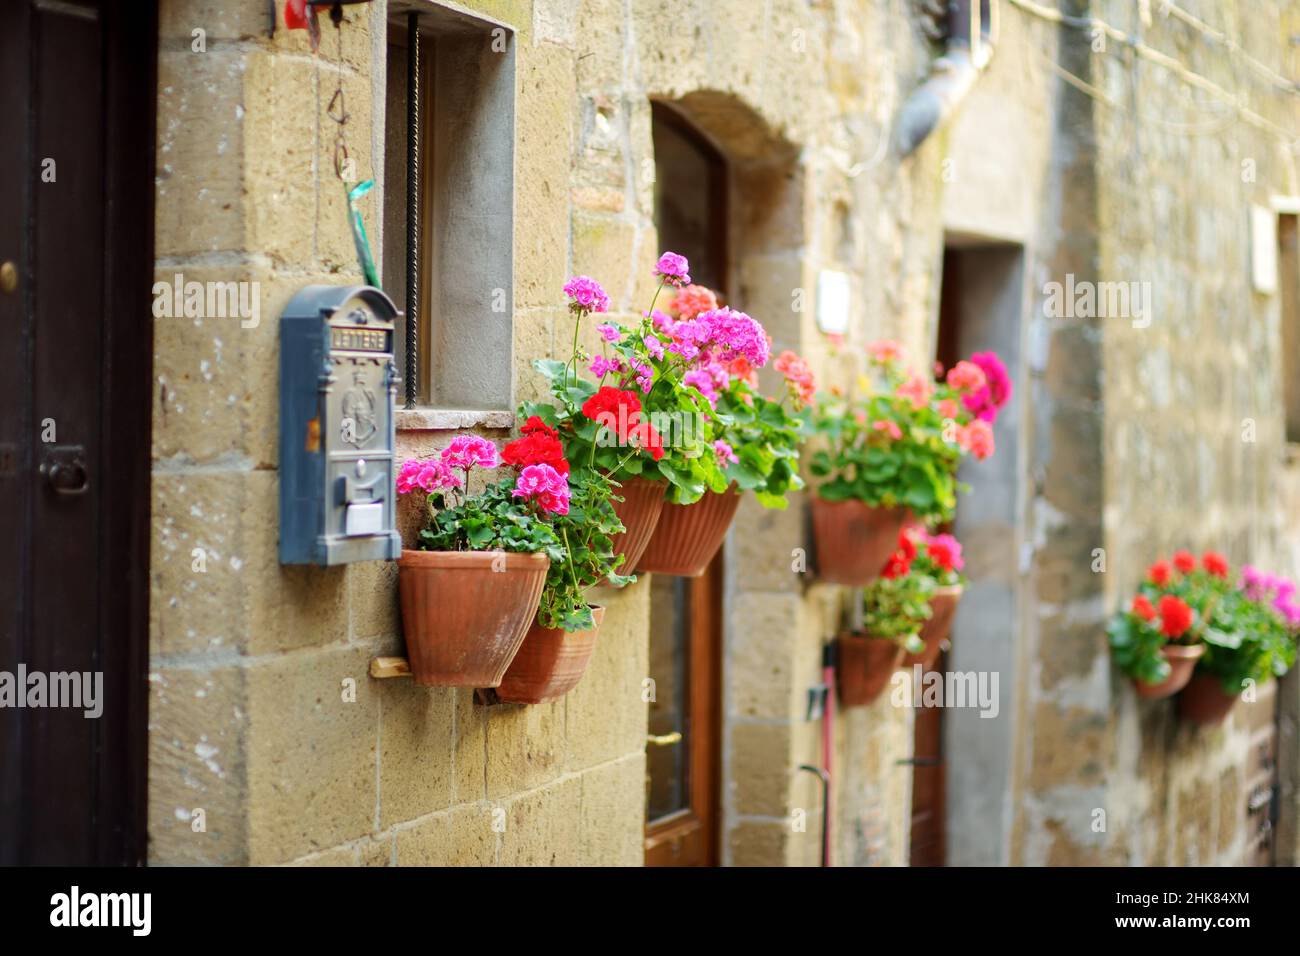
[
  {"left": 519, "top": 415, "right": 558, "bottom": 439},
  {"left": 581, "top": 386, "right": 643, "bottom": 442},
  {"left": 897, "top": 529, "right": 918, "bottom": 562},
  {"left": 502, "top": 430, "right": 570, "bottom": 475},
  {"left": 1157, "top": 594, "right": 1193, "bottom": 639},
  {"left": 1131, "top": 595, "right": 1156, "bottom": 622},
  {"left": 1172, "top": 550, "right": 1196, "bottom": 574},
  {"left": 1202, "top": 551, "right": 1229, "bottom": 579},
  {"left": 627, "top": 419, "right": 665, "bottom": 461},
  {"left": 927, "top": 538, "right": 957, "bottom": 573},
  {"left": 1147, "top": 560, "right": 1171, "bottom": 587},
  {"left": 881, "top": 551, "right": 911, "bottom": 580}
]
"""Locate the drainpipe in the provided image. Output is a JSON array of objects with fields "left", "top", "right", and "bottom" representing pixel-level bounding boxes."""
[{"left": 896, "top": 0, "right": 998, "bottom": 156}]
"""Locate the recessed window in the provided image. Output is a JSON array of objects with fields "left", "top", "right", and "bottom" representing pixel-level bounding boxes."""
[
  {"left": 1279, "top": 213, "right": 1300, "bottom": 443},
  {"left": 383, "top": 6, "right": 514, "bottom": 410}
]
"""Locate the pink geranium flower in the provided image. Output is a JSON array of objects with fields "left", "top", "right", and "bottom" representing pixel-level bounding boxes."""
[
  {"left": 596, "top": 323, "right": 621, "bottom": 343},
  {"left": 962, "top": 351, "right": 1012, "bottom": 422},
  {"left": 563, "top": 275, "right": 610, "bottom": 314},
  {"left": 670, "top": 284, "right": 717, "bottom": 319},
  {"left": 866, "top": 339, "right": 904, "bottom": 364},
  {"left": 654, "top": 251, "right": 691, "bottom": 287},
  {"left": 946, "top": 360, "right": 987, "bottom": 393},
  {"left": 512, "top": 463, "right": 571, "bottom": 515},
  {"left": 957, "top": 419, "right": 995, "bottom": 460},
  {"left": 713, "top": 440, "right": 738, "bottom": 465},
  {"left": 396, "top": 457, "right": 463, "bottom": 495},
  {"left": 896, "top": 372, "right": 932, "bottom": 410},
  {"left": 441, "top": 435, "right": 499, "bottom": 471}
]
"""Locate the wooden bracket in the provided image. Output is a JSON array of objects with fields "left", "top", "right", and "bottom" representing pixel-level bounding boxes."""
[
  {"left": 369, "top": 656, "right": 412, "bottom": 679},
  {"left": 368, "top": 657, "right": 507, "bottom": 707}
]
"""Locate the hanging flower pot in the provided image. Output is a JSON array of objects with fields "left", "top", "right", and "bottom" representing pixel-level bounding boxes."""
[
  {"left": 811, "top": 497, "right": 910, "bottom": 586},
  {"left": 495, "top": 607, "right": 606, "bottom": 705},
  {"left": 1133, "top": 644, "right": 1204, "bottom": 700},
  {"left": 901, "top": 584, "right": 964, "bottom": 670},
  {"left": 607, "top": 478, "right": 666, "bottom": 577},
  {"left": 1177, "top": 672, "right": 1239, "bottom": 725},
  {"left": 398, "top": 550, "right": 549, "bottom": 687},
  {"left": 836, "top": 631, "right": 904, "bottom": 708},
  {"left": 637, "top": 487, "right": 740, "bottom": 577}
]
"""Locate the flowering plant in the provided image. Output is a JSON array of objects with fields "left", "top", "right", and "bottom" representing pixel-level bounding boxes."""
[
  {"left": 1107, "top": 550, "right": 1298, "bottom": 688},
  {"left": 861, "top": 530, "right": 936, "bottom": 654},
  {"left": 398, "top": 428, "right": 630, "bottom": 632},
  {"left": 399, "top": 436, "right": 563, "bottom": 557},
  {"left": 1198, "top": 563, "right": 1298, "bottom": 694},
  {"left": 907, "top": 530, "right": 966, "bottom": 588},
  {"left": 500, "top": 416, "right": 633, "bottom": 630},
  {"left": 525, "top": 259, "right": 806, "bottom": 507},
  {"left": 808, "top": 341, "right": 1003, "bottom": 524}
]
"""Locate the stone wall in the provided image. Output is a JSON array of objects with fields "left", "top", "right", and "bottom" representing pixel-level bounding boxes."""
[{"left": 997, "top": 0, "right": 1300, "bottom": 866}]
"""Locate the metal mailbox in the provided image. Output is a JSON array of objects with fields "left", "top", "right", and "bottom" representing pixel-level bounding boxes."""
[{"left": 279, "top": 285, "right": 403, "bottom": 565}]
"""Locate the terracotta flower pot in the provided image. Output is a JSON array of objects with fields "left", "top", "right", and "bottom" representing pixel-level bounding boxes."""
[
  {"left": 397, "top": 549, "right": 548, "bottom": 687},
  {"left": 495, "top": 607, "right": 606, "bottom": 705},
  {"left": 1177, "top": 672, "right": 1239, "bottom": 725},
  {"left": 1133, "top": 643, "right": 1205, "bottom": 700},
  {"left": 811, "top": 497, "right": 910, "bottom": 586},
  {"left": 607, "top": 478, "right": 666, "bottom": 577},
  {"left": 901, "top": 585, "right": 964, "bottom": 670},
  {"left": 836, "top": 631, "right": 905, "bottom": 708},
  {"left": 636, "top": 487, "right": 740, "bottom": 577}
]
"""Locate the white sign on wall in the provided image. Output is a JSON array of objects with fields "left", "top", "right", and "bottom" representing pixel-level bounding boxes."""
[
  {"left": 1251, "top": 204, "right": 1278, "bottom": 294},
  {"left": 816, "top": 269, "right": 851, "bottom": 335}
]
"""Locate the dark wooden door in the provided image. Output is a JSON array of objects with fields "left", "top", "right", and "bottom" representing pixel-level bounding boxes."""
[
  {"left": 644, "top": 554, "right": 722, "bottom": 866},
  {"left": 0, "top": 0, "right": 155, "bottom": 865}
]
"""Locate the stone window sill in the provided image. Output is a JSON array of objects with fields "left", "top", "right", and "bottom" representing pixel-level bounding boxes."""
[{"left": 395, "top": 408, "right": 515, "bottom": 433}]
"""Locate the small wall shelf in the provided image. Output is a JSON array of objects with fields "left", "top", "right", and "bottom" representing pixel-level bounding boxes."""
[
  {"left": 369, "top": 656, "right": 412, "bottom": 679},
  {"left": 368, "top": 655, "right": 504, "bottom": 706}
]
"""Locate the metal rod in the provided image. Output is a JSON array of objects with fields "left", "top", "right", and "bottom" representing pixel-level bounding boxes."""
[
  {"left": 404, "top": 11, "right": 421, "bottom": 409},
  {"left": 797, "top": 764, "right": 832, "bottom": 867}
]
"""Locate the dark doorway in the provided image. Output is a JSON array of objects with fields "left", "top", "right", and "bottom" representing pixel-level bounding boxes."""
[
  {"left": 914, "top": 240, "right": 1024, "bottom": 866},
  {"left": 0, "top": 0, "right": 156, "bottom": 865}
]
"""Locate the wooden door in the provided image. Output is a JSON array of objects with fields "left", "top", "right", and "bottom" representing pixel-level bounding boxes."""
[
  {"left": 644, "top": 555, "right": 722, "bottom": 866},
  {"left": 0, "top": 0, "right": 155, "bottom": 865}
]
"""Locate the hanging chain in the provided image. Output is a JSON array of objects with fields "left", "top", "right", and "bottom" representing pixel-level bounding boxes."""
[{"left": 326, "top": 17, "right": 351, "bottom": 182}]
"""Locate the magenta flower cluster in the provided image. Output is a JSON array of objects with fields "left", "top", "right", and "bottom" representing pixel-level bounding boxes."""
[
  {"left": 962, "top": 351, "right": 1012, "bottom": 423},
  {"left": 653, "top": 251, "right": 691, "bottom": 287},
  {"left": 396, "top": 457, "right": 463, "bottom": 495},
  {"left": 442, "top": 435, "right": 499, "bottom": 471},
  {"left": 1242, "top": 566, "right": 1300, "bottom": 627},
  {"left": 512, "top": 463, "right": 571, "bottom": 515},
  {"left": 650, "top": 305, "right": 771, "bottom": 406},
  {"left": 397, "top": 436, "right": 499, "bottom": 496},
  {"left": 563, "top": 275, "right": 610, "bottom": 314}
]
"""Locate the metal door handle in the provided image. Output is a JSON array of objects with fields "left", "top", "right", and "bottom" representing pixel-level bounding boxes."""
[
  {"left": 646, "top": 731, "right": 682, "bottom": 747},
  {"left": 40, "top": 447, "right": 89, "bottom": 495}
]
